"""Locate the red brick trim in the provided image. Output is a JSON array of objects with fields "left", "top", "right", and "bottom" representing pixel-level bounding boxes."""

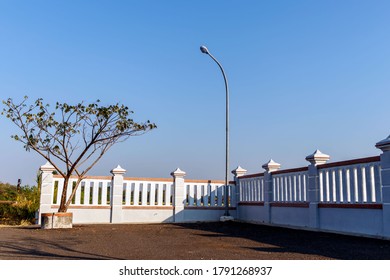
[
  {"left": 184, "top": 206, "right": 236, "bottom": 210},
  {"left": 240, "top": 173, "right": 265, "bottom": 179},
  {"left": 318, "top": 203, "right": 382, "bottom": 209},
  {"left": 53, "top": 175, "right": 112, "bottom": 180},
  {"left": 271, "top": 202, "right": 310, "bottom": 208},
  {"left": 122, "top": 206, "right": 174, "bottom": 210},
  {"left": 185, "top": 179, "right": 226, "bottom": 184},
  {"left": 41, "top": 212, "right": 54, "bottom": 216},
  {"left": 52, "top": 175, "right": 227, "bottom": 184},
  {"left": 318, "top": 156, "right": 380, "bottom": 169},
  {"left": 41, "top": 212, "right": 73, "bottom": 217},
  {"left": 238, "top": 202, "right": 265, "bottom": 206},
  {"left": 272, "top": 167, "right": 308, "bottom": 175},
  {"left": 124, "top": 177, "right": 173, "bottom": 182},
  {"left": 51, "top": 205, "right": 111, "bottom": 209}
]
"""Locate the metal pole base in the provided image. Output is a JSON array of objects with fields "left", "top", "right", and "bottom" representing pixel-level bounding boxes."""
[{"left": 220, "top": 215, "right": 234, "bottom": 222}]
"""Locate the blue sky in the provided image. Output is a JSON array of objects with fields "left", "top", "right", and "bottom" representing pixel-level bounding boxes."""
[{"left": 1, "top": 0, "right": 389, "bottom": 186}]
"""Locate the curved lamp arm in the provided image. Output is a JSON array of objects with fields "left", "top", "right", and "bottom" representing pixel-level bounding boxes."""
[{"left": 200, "top": 45, "right": 230, "bottom": 217}]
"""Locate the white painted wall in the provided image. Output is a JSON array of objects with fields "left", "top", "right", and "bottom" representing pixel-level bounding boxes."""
[
  {"left": 39, "top": 165, "right": 234, "bottom": 224},
  {"left": 38, "top": 134, "right": 390, "bottom": 239},
  {"left": 236, "top": 137, "right": 390, "bottom": 239}
]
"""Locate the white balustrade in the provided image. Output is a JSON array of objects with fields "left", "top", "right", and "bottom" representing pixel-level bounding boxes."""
[
  {"left": 121, "top": 180, "right": 173, "bottom": 206},
  {"left": 272, "top": 171, "right": 308, "bottom": 202},
  {"left": 185, "top": 182, "right": 234, "bottom": 207},
  {"left": 52, "top": 177, "right": 112, "bottom": 206},
  {"left": 238, "top": 177, "right": 265, "bottom": 202},
  {"left": 318, "top": 162, "right": 381, "bottom": 203},
  {"left": 52, "top": 177, "right": 176, "bottom": 207}
]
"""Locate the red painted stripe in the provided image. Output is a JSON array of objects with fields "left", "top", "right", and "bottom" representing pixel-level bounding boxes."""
[
  {"left": 318, "top": 156, "right": 380, "bottom": 169},
  {"left": 271, "top": 202, "right": 310, "bottom": 208},
  {"left": 318, "top": 203, "right": 382, "bottom": 209},
  {"left": 238, "top": 202, "right": 265, "bottom": 206},
  {"left": 184, "top": 206, "right": 236, "bottom": 210},
  {"left": 240, "top": 173, "right": 265, "bottom": 179},
  {"left": 272, "top": 167, "right": 308, "bottom": 175}
]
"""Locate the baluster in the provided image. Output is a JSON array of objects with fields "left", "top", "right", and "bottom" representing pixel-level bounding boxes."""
[
  {"left": 367, "top": 165, "right": 374, "bottom": 203},
  {"left": 217, "top": 185, "right": 223, "bottom": 206},
  {"left": 361, "top": 166, "right": 367, "bottom": 202},
  {"left": 149, "top": 183, "right": 156, "bottom": 206},
  {"left": 188, "top": 184, "right": 194, "bottom": 206},
  {"left": 134, "top": 183, "right": 139, "bottom": 206},
  {"left": 210, "top": 184, "right": 217, "bottom": 206}
]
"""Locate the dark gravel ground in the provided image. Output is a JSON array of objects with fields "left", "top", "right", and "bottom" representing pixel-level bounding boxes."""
[{"left": 0, "top": 221, "right": 389, "bottom": 260}]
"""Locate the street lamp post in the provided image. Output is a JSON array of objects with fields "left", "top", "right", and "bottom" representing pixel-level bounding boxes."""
[{"left": 200, "top": 45, "right": 233, "bottom": 220}]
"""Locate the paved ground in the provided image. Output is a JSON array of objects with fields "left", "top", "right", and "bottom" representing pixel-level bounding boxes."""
[{"left": 1, "top": 222, "right": 390, "bottom": 260}]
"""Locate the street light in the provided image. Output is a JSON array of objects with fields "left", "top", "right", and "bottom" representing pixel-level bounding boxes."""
[{"left": 200, "top": 45, "right": 232, "bottom": 220}]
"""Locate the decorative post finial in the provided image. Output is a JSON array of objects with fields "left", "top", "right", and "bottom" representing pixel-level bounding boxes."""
[
  {"left": 376, "top": 135, "right": 390, "bottom": 152},
  {"left": 231, "top": 166, "right": 247, "bottom": 178},
  {"left": 262, "top": 159, "right": 281, "bottom": 172},
  {"left": 305, "top": 150, "right": 330, "bottom": 166},
  {"left": 171, "top": 168, "right": 186, "bottom": 178},
  {"left": 110, "top": 165, "right": 126, "bottom": 175},
  {"left": 40, "top": 161, "right": 56, "bottom": 172}
]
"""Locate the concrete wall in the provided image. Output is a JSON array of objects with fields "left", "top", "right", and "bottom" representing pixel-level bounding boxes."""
[
  {"left": 318, "top": 206, "right": 383, "bottom": 237},
  {"left": 235, "top": 136, "right": 390, "bottom": 239},
  {"left": 238, "top": 203, "right": 383, "bottom": 237},
  {"left": 38, "top": 165, "right": 234, "bottom": 224},
  {"left": 183, "top": 208, "right": 236, "bottom": 222},
  {"left": 38, "top": 134, "right": 390, "bottom": 239},
  {"left": 270, "top": 205, "right": 310, "bottom": 228}
]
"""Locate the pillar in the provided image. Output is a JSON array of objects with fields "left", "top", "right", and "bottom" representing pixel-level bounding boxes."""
[
  {"left": 376, "top": 135, "right": 390, "bottom": 237},
  {"left": 110, "top": 165, "right": 126, "bottom": 223},
  {"left": 305, "top": 150, "right": 330, "bottom": 229},
  {"left": 232, "top": 166, "right": 247, "bottom": 219},
  {"left": 171, "top": 168, "right": 186, "bottom": 223},
  {"left": 38, "top": 162, "right": 56, "bottom": 225},
  {"left": 262, "top": 159, "right": 281, "bottom": 223}
]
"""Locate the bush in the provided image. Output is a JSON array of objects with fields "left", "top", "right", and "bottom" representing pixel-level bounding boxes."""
[
  {"left": 0, "top": 183, "right": 40, "bottom": 225},
  {"left": 0, "top": 182, "right": 17, "bottom": 201}
]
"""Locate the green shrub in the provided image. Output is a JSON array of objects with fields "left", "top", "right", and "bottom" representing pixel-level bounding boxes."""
[
  {"left": 0, "top": 183, "right": 40, "bottom": 225},
  {"left": 0, "top": 182, "right": 17, "bottom": 201}
]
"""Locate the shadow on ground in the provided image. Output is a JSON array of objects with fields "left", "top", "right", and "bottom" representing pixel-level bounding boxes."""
[
  {"left": 173, "top": 222, "right": 390, "bottom": 260},
  {"left": 0, "top": 226, "right": 120, "bottom": 260}
]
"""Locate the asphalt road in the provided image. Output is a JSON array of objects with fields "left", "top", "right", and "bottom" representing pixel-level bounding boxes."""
[{"left": 1, "top": 222, "right": 389, "bottom": 260}]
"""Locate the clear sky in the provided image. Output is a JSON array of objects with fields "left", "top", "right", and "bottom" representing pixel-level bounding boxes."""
[{"left": 1, "top": 0, "right": 389, "bottom": 186}]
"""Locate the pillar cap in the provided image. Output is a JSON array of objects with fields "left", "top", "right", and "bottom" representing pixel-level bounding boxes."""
[
  {"left": 40, "top": 161, "right": 56, "bottom": 172},
  {"left": 231, "top": 166, "right": 247, "bottom": 177},
  {"left": 110, "top": 165, "right": 126, "bottom": 175},
  {"left": 305, "top": 150, "right": 330, "bottom": 166},
  {"left": 376, "top": 135, "right": 390, "bottom": 152},
  {"left": 171, "top": 168, "right": 186, "bottom": 177},
  {"left": 262, "top": 159, "right": 281, "bottom": 172}
]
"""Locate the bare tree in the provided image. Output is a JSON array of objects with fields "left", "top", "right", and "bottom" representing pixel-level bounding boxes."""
[{"left": 2, "top": 97, "right": 156, "bottom": 212}]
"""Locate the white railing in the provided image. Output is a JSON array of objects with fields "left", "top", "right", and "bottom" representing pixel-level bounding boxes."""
[
  {"left": 318, "top": 161, "right": 382, "bottom": 203},
  {"left": 52, "top": 176, "right": 174, "bottom": 207},
  {"left": 122, "top": 179, "right": 173, "bottom": 206},
  {"left": 39, "top": 166, "right": 236, "bottom": 224},
  {"left": 272, "top": 170, "right": 308, "bottom": 202},
  {"left": 52, "top": 176, "right": 232, "bottom": 208},
  {"left": 52, "top": 177, "right": 112, "bottom": 206},
  {"left": 238, "top": 176, "right": 265, "bottom": 202},
  {"left": 185, "top": 181, "right": 235, "bottom": 207}
]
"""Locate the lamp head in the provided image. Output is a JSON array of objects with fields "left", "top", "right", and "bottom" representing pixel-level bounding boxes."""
[{"left": 200, "top": 45, "right": 209, "bottom": 54}]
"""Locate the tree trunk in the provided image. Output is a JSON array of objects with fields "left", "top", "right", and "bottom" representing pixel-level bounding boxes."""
[
  {"left": 64, "top": 178, "right": 82, "bottom": 211},
  {"left": 58, "top": 176, "right": 69, "bottom": 212}
]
